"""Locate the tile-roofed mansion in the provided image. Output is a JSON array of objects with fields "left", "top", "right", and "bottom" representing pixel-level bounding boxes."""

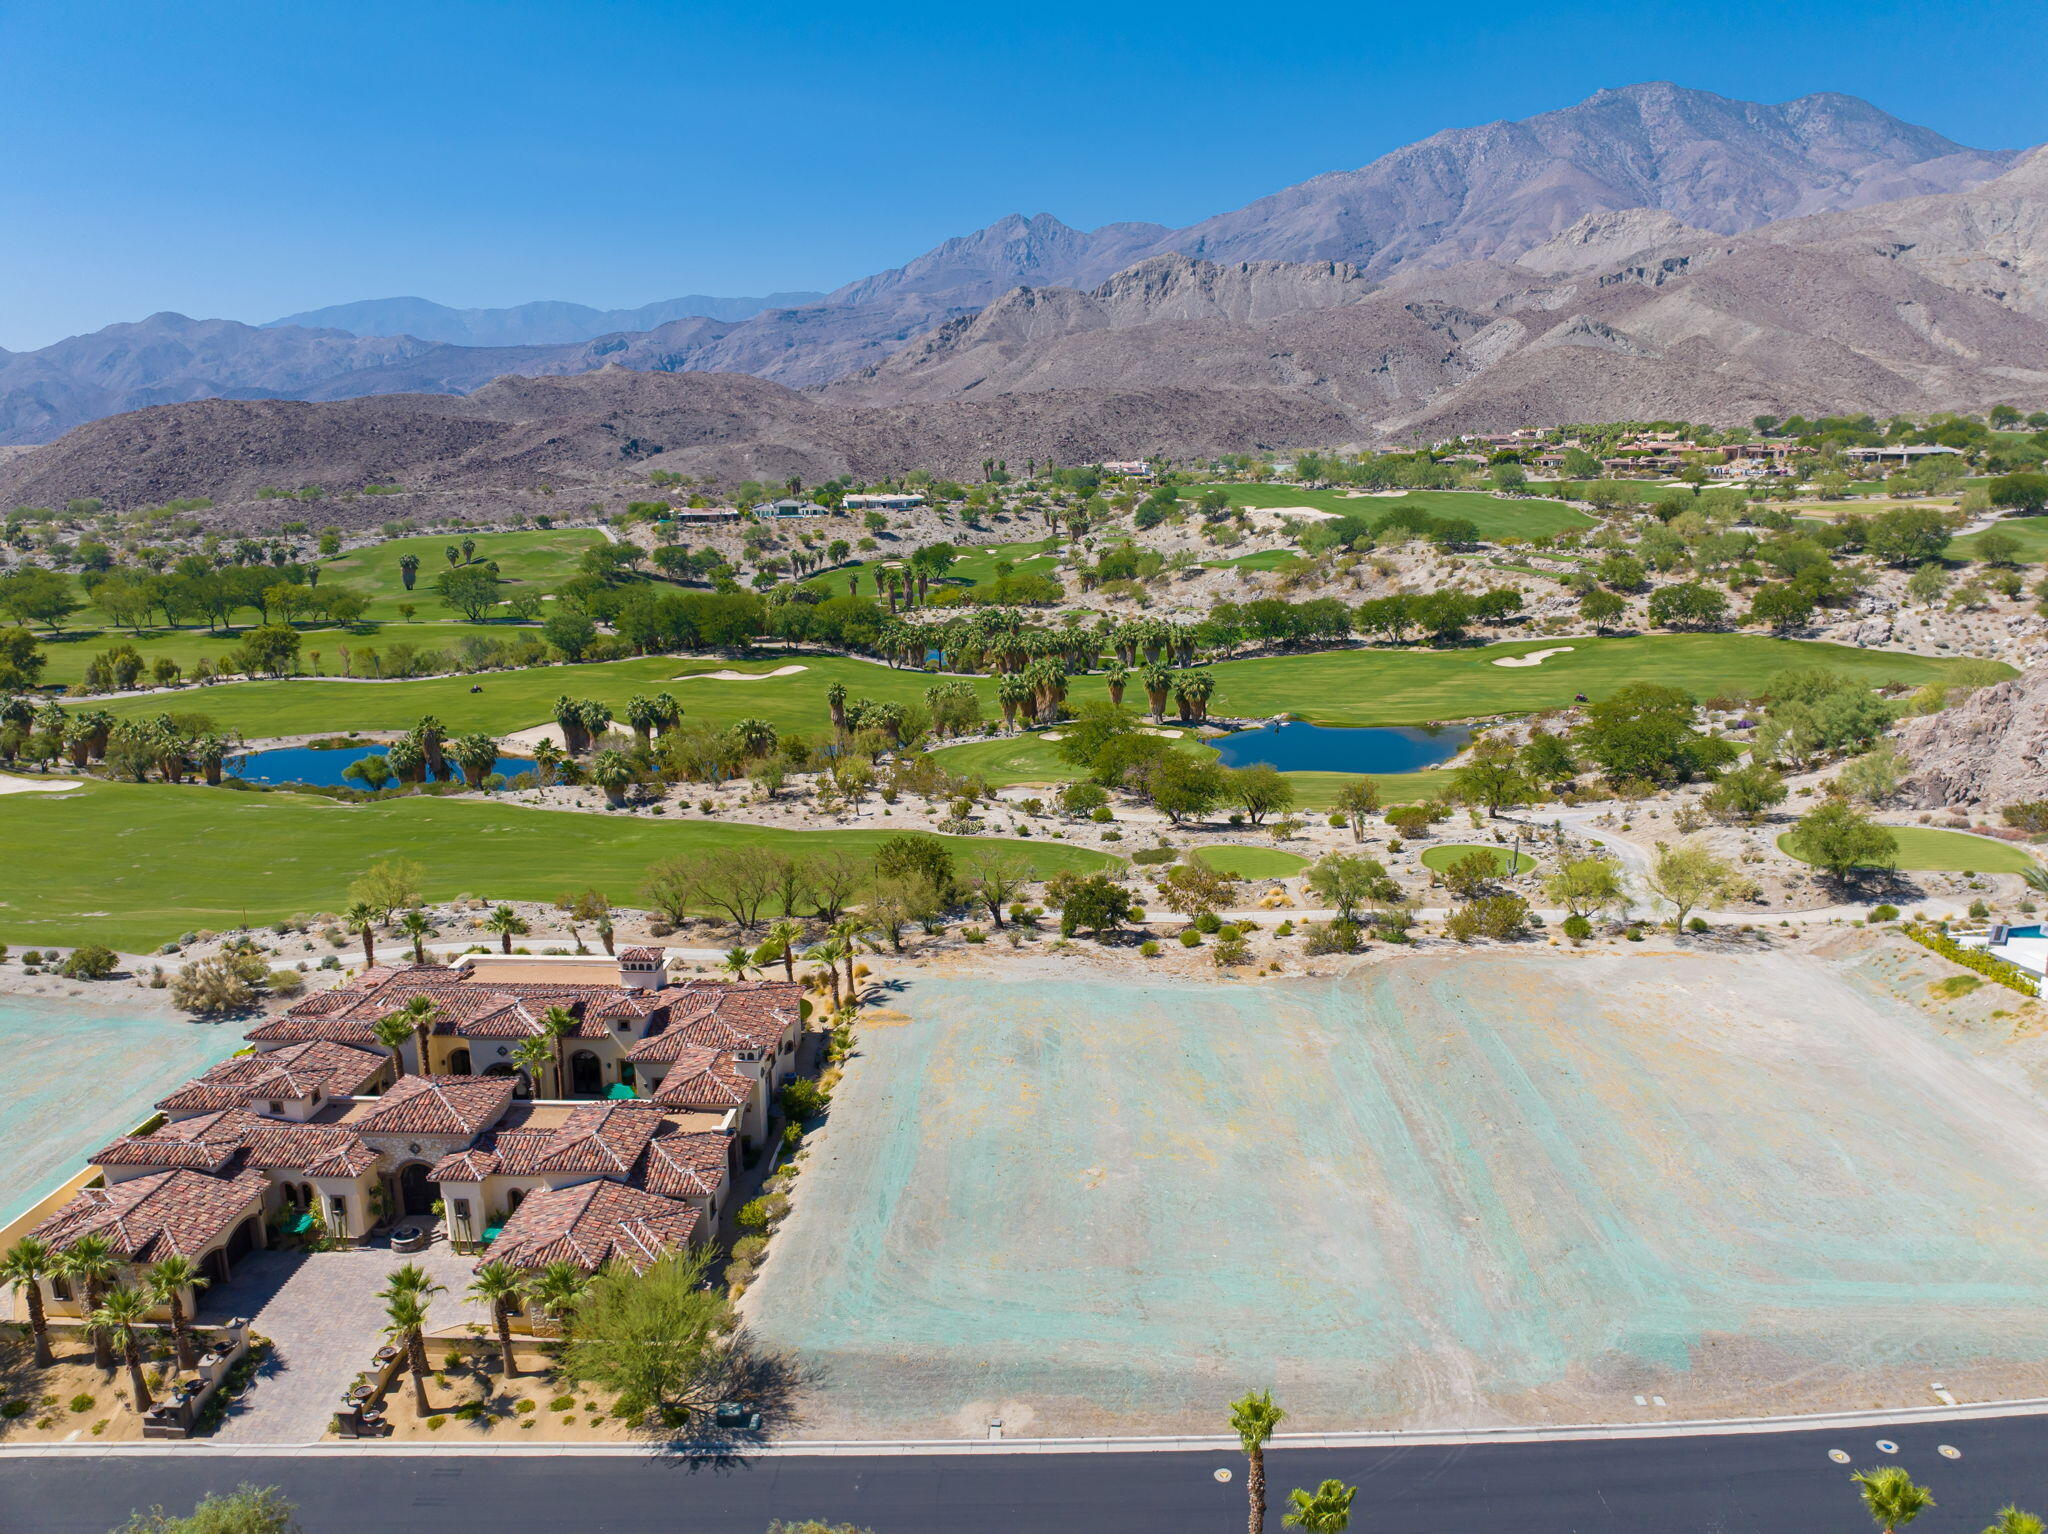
[{"left": 24, "top": 953, "right": 802, "bottom": 1322}]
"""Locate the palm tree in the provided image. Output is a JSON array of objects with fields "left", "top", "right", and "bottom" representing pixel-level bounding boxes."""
[
  {"left": 828, "top": 916, "right": 869, "bottom": 1001},
  {"left": 527, "top": 1262, "right": 589, "bottom": 1341},
  {"left": 344, "top": 901, "right": 379, "bottom": 967},
  {"left": 589, "top": 749, "right": 633, "bottom": 807},
  {"left": 1230, "top": 1390, "right": 1286, "bottom": 1534},
  {"left": 143, "top": 1255, "right": 207, "bottom": 1372},
  {"left": 467, "top": 1260, "right": 525, "bottom": 1381},
  {"left": 383, "top": 1289, "right": 434, "bottom": 1417},
  {"left": 2023, "top": 864, "right": 2048, "bottom": 898},
  {"left": 1984, "top": 1509, "right": 2046, "bottom": 1534},
  {"left": 811, "top": 938, "right": 844, "bottom": 1009},
  {"left": 89, "top": 1286, "right": 157, "bottom": 1413},
  {"left": 451, "top": 731, "right": 501, "bottom": 788},
  {"left": 397, "top": 908, "right": 433, "bottom": 965},
  {"left": 1852, "top": 1466, "right": 1935, "bottom": 1534},
  {"left": 626, "top": 694, "right": 661, "bottom": 746},
  {"left": 484, "top": 904, "right": 529, "bottom": 954},
  {"left": 511, "top": 1035, "right": 554, "bottom": 1098},
  {"left": 723, "top": 946, "right": 757, "bottom": 981},
  {"left": 414, "top": 715, "right": 448, "bottom": 781},
  {"left": 539, "top": 1005, "right": 578, "bottom": 1096},
  {"left": 763, "top": 919, "right": 803, "bottom": 982},
  {"left": 1282, "top": 1479, "right": 1356, "bottom": 1534},
  {"left": 395, "top": 995, "right": 441, "bottom": 1076},
  {"left": 0, "top": 1237, "right": 57, "bottom": 1368},
  {"left": 58, "top": 1234, "right": 120, "bottom": 1369},
  {"left": 373, "top": 1008, "right": 415, "bottom": 1079}
]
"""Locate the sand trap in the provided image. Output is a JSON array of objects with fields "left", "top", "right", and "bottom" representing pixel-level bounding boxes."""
[
  {"left": 1492, "top": 647, "right": 1576, "bottom": 668},
  {"left": 676, "top": 665, "right": 810, "bottom": 681},
  {"left": 1143, "top": 728, "right": 1184, "bottom": 738},
  {"left": 1247, "top": 506, "right": 1341, "bottom": 526},
  {"left": 1037, "top": 732, "right": 1065, "bottom": 742},
  {"left": 0, "top": 774, "right": 80, "bottom": 796},
  {"left": 500, "top": 724, "right": 566, "bottom": 753}
]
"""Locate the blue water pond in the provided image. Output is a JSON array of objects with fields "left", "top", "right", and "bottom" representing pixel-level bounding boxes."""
[
  {"left": 231, "top": 744, "right": 537, "bottom": 788},
  {"left": 1211, "top": 720, "right": 1469, "bottom": 774}
]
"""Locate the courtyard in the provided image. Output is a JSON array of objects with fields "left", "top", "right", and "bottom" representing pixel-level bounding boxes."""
[{"left": 743, "top": 950, "right": 2048, "bottom": 1439}]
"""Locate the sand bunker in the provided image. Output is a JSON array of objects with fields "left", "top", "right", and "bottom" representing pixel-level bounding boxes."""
[
  {"left": 1247, "top": 506, "right": 1341, "bottom": 525},
  {"left": 499, "top": 724, "right": 565, "bottom": 753},
  {"left": 676, "top": 665, "right": 810, "bottom": 682},
  {"left": 0, "top": 775, "right": 80, "bottom": 797},
  {"left": 1492, "top": 646, "right": 1576, "bottom": 668}
]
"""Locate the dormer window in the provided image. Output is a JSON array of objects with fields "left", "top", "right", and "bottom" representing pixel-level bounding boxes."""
[{"left": 268, "top": 1102, "right": 283, "bottom": 1115}]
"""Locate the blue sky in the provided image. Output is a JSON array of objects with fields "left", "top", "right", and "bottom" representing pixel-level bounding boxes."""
[{"left": 3, "top": 0, "right": 2043, "bottom": 350}]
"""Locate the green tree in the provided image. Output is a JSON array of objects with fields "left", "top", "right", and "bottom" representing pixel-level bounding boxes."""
[
  {"left": 1161, "top": 859, "right": 1237, "bottom": 923},
  {"left": 1543, "top": 855, "right": 1627, "bottom": 921},
  {"left": 1865, "top": 507, "right": 1953, "bottom": 567},
  {"left": 562, "top": 1249, "right": 749, "bottom": 1427},
  {"left": 1746, "top": 583, "right": 1815, "bottom": 634},
  {"left": 1579, "top": 588, "right": 1628, "bottom": 631},
  {"left": 1574, "top": 684, "right": 1710, "bottom": 784},
  {"left": 144, "top": 1254, "right": 208, "bottom": 1371},
  {"left": 1786, "top": 799, "right": 1899, "bottom": 887},
  {"left": 1228, "top": 763, "right": 1296, "bottom": 826},
  {"left": 1701, "top": 763, "right": 1786, "bottom": 823},
  {"left": 1306, "top": 853, "right": 1393, "bottom": 922},
  {"left": 1988, "top": 471, "right": 2048, "bottom": 515},
  {"left": 117, "top": 1484, "right": 301, "bottom": 1534},
  {"left": 543, "top": 610, "right": 597, "bottom": 661},
  {"left": 1331, "top": 779, "right": 1382, "bottom": 841},
  {"left": 0, "top": 1236, "right": 57, "bottom": 1368},
  {"left": 1451, "top": 739, "right": 1532, "bottom": 816},
  {"left": 1647, "top": 839, "right": 1732, "bottom": 928},
  {"left": 1850, "top": 1465, "right": 1934, "bottom": 1534},
  {"left": 1646, "top": 581, "right": 1728, "bottom": 630},
  {"left": 1283, "top": 1478, "right": 1358, "bottom": 1534},
  {"left": 1147, "top": 752, "right": 1227, "bottom": 824},
  {"left": 467, "top": 1260, "right": 526, "bottom": 1381},
  {"left": 435, "top": 564, "right": 500, "bottom": 621},
  {"left": 1052, "top": 872, "right": 1135, "bottom": 938},
  {"left": 1229, "top": 1390, "right": 1286, "bottom": 1534},
  {"left": 1973, "top": 528, "right": 2023, "bottom": 567},
  {"left": 235, "top": 623, "right": 302, "bottom": 678}
]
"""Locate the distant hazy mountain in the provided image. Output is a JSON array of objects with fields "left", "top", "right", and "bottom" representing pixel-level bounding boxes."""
[
  {"left": 263, "top": 292, "right": 825, "bottom": 346},
  {"left": 1, "top": 83, "right": 2034, "bottom": 449}
]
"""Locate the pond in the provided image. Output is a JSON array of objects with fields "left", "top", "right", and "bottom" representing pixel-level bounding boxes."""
[
  {"left": 1211, "top": 720, "right": 1469, "bottom": 774},
  {"left": 231, "top": 744, "right": 538, "bottom": 788}
]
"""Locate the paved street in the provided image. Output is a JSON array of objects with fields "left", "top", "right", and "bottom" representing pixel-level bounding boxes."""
[
  {"left": 198, "top": 1235, "right": 485, "bottom": 1444},
  {"left": 3, "top": 1411, "right": 2047, "bottom": 1533}
]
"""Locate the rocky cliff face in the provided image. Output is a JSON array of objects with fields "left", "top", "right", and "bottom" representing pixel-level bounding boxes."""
[{"left": 1898, "top": 667, "right": 2048, "bottom": 810}]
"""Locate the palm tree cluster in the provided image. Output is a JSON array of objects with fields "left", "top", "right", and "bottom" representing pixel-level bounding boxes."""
[
  {"left": 0, "top": 1239, "right": 215, "bottom": 1414},
  {"left": 551, "top": 695, "right": 617, "bottom": 755}
]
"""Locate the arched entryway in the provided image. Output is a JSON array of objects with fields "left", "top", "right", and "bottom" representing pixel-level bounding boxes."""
[
  {"left": 397, "top": 1162, "right": 435, "bottom": 1216},
  {"left": 445, "top": 1047, "right": 472, "bottom": 1075},
  {"left": 570, "top": 1050, "right": 601, "bottom": 1097}
]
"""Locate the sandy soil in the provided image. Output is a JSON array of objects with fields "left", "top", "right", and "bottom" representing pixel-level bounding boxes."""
[
  {"left": 369, "top": 1339, "right": 634, "bottom": 1442},
  {"left": 673, "top": 665, "right": 809, "bottom": 681},
  {"left": 746, "top": 943, "right": 2048, "bottom": 1439},
  {"left": 0, "top": 1326, "right": 168, "bottom": 1442}
]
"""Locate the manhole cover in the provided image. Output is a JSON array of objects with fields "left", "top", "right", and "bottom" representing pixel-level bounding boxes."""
[
  {"left": 1875, "top": 1440, "right": 1900, "bottom": 1455},
  {"left": 1214, "top": 1468, "right": 1233, "bottom": 1483},
  {"left": 1939, "top": 1445, "right": 1962, "bottom": 1460},
  {"left": 1829, "top": 1450, "right": 1852, "bottom": 1464}
]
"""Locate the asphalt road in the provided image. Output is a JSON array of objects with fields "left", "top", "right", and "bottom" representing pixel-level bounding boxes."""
[{"left": 3, "top": 1414, "right": 2046, "bottom": 1534}]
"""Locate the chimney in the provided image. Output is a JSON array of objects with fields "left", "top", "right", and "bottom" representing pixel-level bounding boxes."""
[{"left": 618, "top": 947, "right": 665, "bottom": 991}]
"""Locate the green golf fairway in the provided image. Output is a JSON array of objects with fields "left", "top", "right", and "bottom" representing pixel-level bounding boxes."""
[
  {"left": 319, "top": 528, "right": 607, "bottom": 619},
  {"left": 0, "top": 778, "right": 1110, "bottom": 951},
  {"left": 1777, "top": 825, "right": 2037, "bottom": 875},
  {"left": 90, "top": 635, "right": 1998, "bottom": 740},
  {"left": 36, "top": 620, "right": 536, "bottom": 687}
]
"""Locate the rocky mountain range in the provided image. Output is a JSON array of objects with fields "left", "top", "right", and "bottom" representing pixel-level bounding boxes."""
[
  {"left": 263, "top": 292, "right": 825, "bottom": 347},
  {"left": 2, "top": 81, "right": 2042, "bottom": 491}
]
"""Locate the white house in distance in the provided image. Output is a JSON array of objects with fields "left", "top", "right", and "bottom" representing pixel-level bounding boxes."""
[
  {"left": 1101, "top": 461, "right": 1153, "bottom": 478},
  {"left": 843, "top": 492, "right": 925, "bottom": 512}
]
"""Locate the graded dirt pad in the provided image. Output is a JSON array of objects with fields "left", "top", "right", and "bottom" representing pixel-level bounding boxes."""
[{"left": 744, "top": 951, "right": 2048, "bottom": 1439}]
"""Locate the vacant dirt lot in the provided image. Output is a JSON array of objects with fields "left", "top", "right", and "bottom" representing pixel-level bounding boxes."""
[{"left": 744, "top": 948, "right": 2048, "bottom": 1439}]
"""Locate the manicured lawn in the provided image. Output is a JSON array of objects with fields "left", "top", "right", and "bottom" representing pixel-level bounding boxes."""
[
  {"left": 1420, "top": 842, "right": 1538, "bottom": 876},
  {"left": 1203, "top": 548, "right": 1306, "bottom": 573},
  {"left": 1192, "top": 846, "right": 1310, "bottom": 879},
  {"left": 1203, "top": 636, "right": 2003, "bottom": 728},
  {"left": 36, "top": 620, "right": 535, "bottom": 686},
  {"left": 1187, "top": 484, "right": 1595, "bottom": 539},
  {"left": 320, "top": 528, "right": 607, "bottom": 619},
  {"left": 0, "top": 779, "right": 1109, "bottom": 950},
  {"left": 101, "top": 654, "right": 973, "bottom": 742},
  {"left": 1777, "top": 825, "right": 2038, "bottom": 875},
  {"left": 91, "top": 635, "right": 2000, "bottom": 750},
  {"left": 1953, "top": 516, "right": 2048, "bottom": 564},
  {"left": 802, "top": 538, "right": 1062, "bottom": 599}
]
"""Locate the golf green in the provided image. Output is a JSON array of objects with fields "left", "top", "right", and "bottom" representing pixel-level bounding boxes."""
[
  {"left": 1421, "top": 843, "right": 1538, "bottom": 876},
  {"left": 0, "top": 778, "right": 1109, "bottom": 951},
  {"left": 1192, "top": 846, "right": 1310, "bottom": 879},
  {"left": 1776, "top": 825, "right": 2037, "bottom": 875},
  {"left": 319, "top": 527, "right": 607, "bottom": 620}
]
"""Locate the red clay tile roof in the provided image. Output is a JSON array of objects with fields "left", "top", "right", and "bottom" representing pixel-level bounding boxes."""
[
  {"left": 239, "top": 1123, "right": 381, "bottom": 1178},
  {"left": 628, "top": 982, "right": 799, "bottom": 1063},
  {"left": 619, "top": 947, "right": 664, "bottom": 963},
  {"left": 88, "top": 1109, "right": 273, "bottom": 1171},
  {"left": 157, "top": 1040, "right": 387, "bottom": 1112},
  {"left": 356, "top": 1074, "right": 514, "bottom": 1138},
  {"left": 639, "top": 1130, "right": 732, "bottom": 1200},
  {"left": 488, "top": 1180, "right": 700, "bottom": 1273},
  {"left": 32, "top": 1168, "right": 268, "bottom": 1261},
  {"left": 427, "top": 1103, "right": 669, "bottom": 1183},
  {"left": 647, "top": 1047, "right": 753, "bottom": 1110}
]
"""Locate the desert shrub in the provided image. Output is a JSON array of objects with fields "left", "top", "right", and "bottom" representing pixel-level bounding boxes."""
[
  {"left": 1561, "top": 913, "right": 1593, "bottom": 943},
  {"left": 69, "top": 1393, "right": 94, "bottom": 1414},
  {"left": 169, "top": 955, "right": 255, "bottom": 1015},
  {"left": 58, "top": 944, "right": 118, "bottom": 980},
  {"left": 1444, "top": 894, "right": 1531, "bottom": 943},
  {"left": 1178, "top": 928, "right": 1202, "bottom": 948},
  {"left": 1303, "top": 920, "right": 1362, "bottom": 955},
  {"left": 2002, "top": 801, "right": 2048, "bottom": 834},
  {"left": 1139, "top": 940, "right": 1160, "bottom": 957},
  {"left": 1870, "top": 904, "right": 1899, "bottom": 922}
]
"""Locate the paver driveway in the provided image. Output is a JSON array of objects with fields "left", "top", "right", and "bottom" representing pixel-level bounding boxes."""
[{"left": 199, "top": 1235, "right": 486, "bottom": 1444}]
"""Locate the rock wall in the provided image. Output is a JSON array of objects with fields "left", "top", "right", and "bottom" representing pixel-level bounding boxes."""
[{"left": 1898, "top": 667, "right": 2048, "bottom": 809}]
